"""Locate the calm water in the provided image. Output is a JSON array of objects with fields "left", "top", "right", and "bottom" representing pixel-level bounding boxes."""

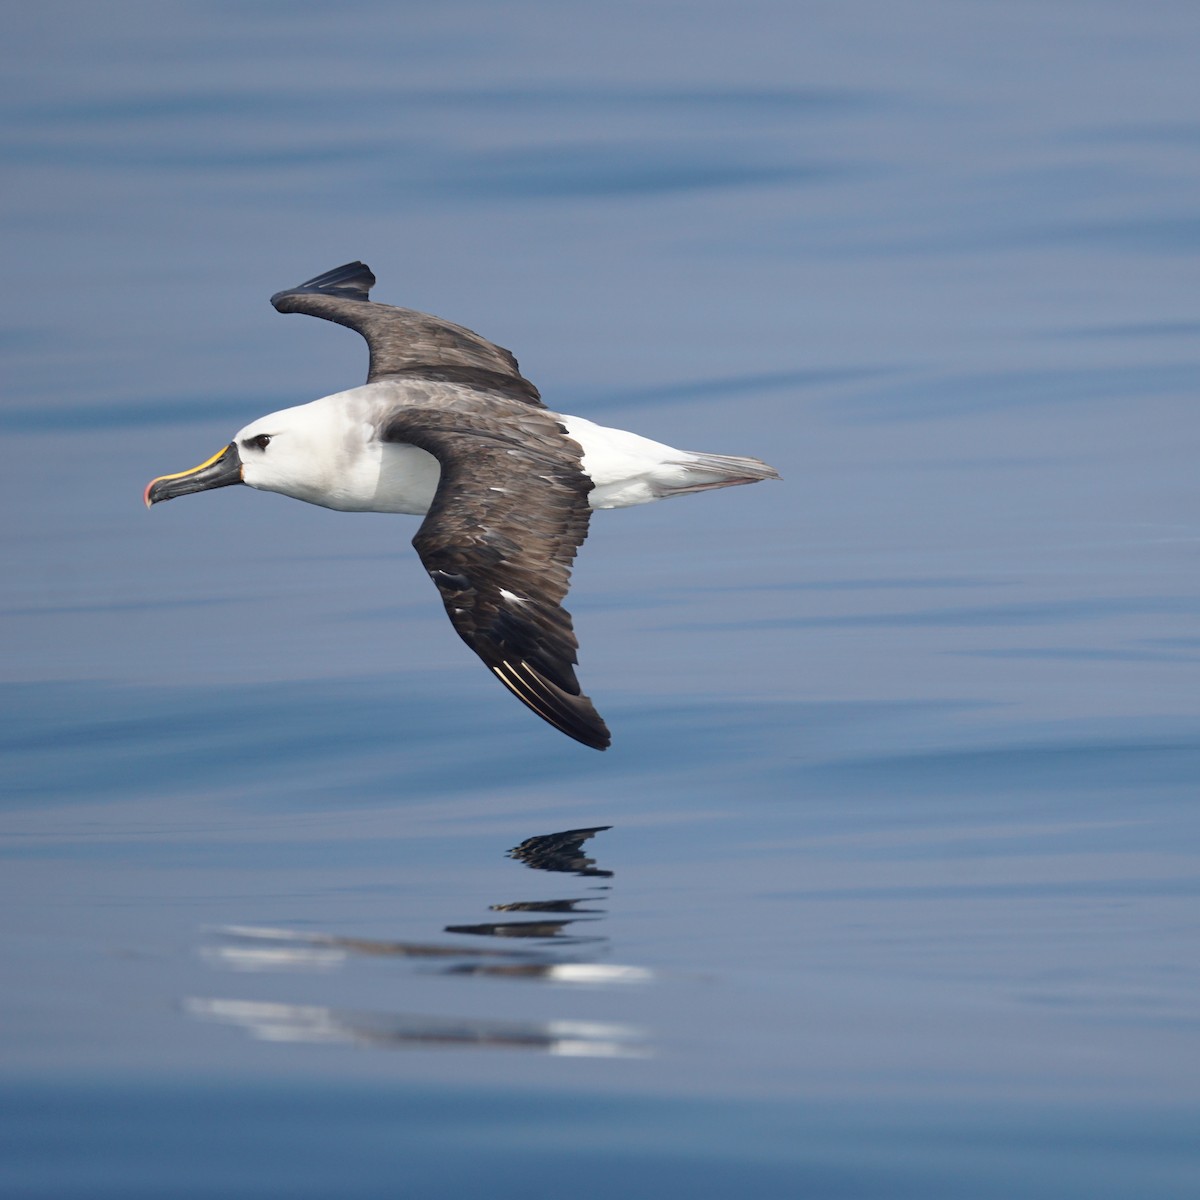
[{"left": 3, "top": 1, "right": 1199, "bottom": 1196}]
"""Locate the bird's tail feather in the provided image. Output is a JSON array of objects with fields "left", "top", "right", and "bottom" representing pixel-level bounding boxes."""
[{"left": 662, "top": 450, "right": 781, "bottom": 496}]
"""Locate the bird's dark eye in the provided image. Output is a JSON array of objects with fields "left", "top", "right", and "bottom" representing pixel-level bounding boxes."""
[{"left": 243, "top": 434, "right": 272, "bottom": 451}]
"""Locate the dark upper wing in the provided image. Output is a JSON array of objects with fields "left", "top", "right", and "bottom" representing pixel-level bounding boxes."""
[
  {"left": 270, "top": 262, "right": 543, "bottom": 406},
  {"left": 383, "top": 403, "right": 609, "bottom": 751}
]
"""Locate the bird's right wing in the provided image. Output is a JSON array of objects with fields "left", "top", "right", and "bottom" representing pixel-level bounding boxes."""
[{"left": 270, "top": 262, "right": 544, "bottom": 406}]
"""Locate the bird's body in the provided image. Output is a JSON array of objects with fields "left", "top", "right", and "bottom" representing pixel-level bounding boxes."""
[
  {"left": 235, "top": 383, "right": 772, "bottom": 515},
  {"left": 146, "top": 263, "right": 779, "bottom": 750}
]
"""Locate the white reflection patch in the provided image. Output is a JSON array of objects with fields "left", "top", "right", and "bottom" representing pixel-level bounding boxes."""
[{"left": 185, "top": 997, "right": 651, "bottom": 1058}]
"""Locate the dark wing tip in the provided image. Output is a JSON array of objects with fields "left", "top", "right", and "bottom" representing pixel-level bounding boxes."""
[
  {"left": 492, "top": 659, "right": 611, "bottom": 751},
  {"left": 270, "top": 261, "right": 376, "bottom": 312}
]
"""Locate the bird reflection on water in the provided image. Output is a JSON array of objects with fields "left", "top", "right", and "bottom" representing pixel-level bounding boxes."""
[
  {"left": 187, "top": 827, "right": 651, "bottom": 1057},
  {"left": 445, "top": 825, "right": 612, "bottom": 945}
]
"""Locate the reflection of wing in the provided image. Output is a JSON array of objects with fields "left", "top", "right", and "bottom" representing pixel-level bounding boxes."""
[
  {"left": 383, "top": 405, "right": 610, "bottom": 751},
  {"left": 507, "top": 826, "right": 614, "bottom": 876},
  {"left": 270, "top": 261, "right": 543, "bottom": 405}
]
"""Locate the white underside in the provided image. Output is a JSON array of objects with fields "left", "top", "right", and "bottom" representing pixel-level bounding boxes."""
[{"left": 565, "top": 415, "right": 708, "bottom": 509}]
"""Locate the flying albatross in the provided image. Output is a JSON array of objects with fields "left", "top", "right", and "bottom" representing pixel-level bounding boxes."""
[{"left": 145, "top": 263, "right": 780, "bottom": 750}]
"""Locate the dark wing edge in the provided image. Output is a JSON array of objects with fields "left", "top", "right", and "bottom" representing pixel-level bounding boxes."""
[
  {"left": 271, "top": 260, "right": 376, "bottom": 304},
  {"left": 385, "top": 406, "right": 610, "bottom": 751},
  {"left": 269, "top": 262, "right": 543, "bottom": 406}
]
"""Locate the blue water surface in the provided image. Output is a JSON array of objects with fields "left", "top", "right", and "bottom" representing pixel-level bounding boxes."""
[{"left": 2, "top": 1, "right": 1198, "bottom": 1196}]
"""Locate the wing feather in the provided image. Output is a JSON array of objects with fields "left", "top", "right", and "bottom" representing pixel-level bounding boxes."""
[
  {"left": 383, "top": 402, "right": 610, "bottom": 751},
  {"left": 270, "top": 262, "right": 543, "bottom": 405}
]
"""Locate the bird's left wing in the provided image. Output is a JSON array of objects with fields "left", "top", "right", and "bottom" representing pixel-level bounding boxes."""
[
  {"left": 383, "top": 404, "right": 610, "bottom": 751},
  {"left": 270, "top": 262, "right": 544, "bottom": 406}
]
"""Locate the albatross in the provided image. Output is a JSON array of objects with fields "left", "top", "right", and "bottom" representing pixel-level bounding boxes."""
[{"left": 145, "top": 262, "right": 779, "bottom": 750}]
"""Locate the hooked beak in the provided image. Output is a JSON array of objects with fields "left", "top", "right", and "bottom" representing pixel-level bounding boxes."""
[{"left": 144, "top": 442, "right": 244, "bottom": 507}]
